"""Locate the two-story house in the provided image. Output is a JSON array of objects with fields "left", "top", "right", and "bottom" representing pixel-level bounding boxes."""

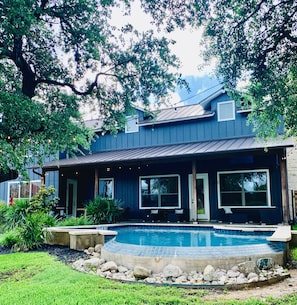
[{"left": 43, "top": 88, "right": 294, "bottom": 224}]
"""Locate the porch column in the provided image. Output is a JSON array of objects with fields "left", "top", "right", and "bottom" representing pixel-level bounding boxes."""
[
  {"left": 94, "top": 168, "right": 99, "bottom": 199},
  {"left": 192, "top": 160, "right": 197, "bottom": 222},
  {"left": 280, "top": 152, "right": 290, "bottom": 224}
]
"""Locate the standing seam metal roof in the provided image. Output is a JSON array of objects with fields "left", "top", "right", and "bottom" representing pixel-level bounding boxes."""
[{"left": 42, "top": 136, "right": 294, "bottom": 170}]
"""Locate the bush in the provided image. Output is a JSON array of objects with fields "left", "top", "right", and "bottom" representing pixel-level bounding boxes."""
[
  {"left": 0, "top": 185, "right": 58, "bottom": 251},
  {"left": 86, "top": 197, "right": 121, "bottom": 224},
  {"left": 0, "top": 229, "right": 21, "bottom": 249},
  {"left": 57, "top": 216, "right": 92, "bottom": 226},
  {"left": 0, "top": 202, "right": 8, "bottom": 233}
]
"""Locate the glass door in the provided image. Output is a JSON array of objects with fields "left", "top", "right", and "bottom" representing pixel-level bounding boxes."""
[
  {"left": 189, "top": 173, "right": 210, "bottom": 221},
  {"left": 66, "top": 179, "right": 78, "bottom": 216}
]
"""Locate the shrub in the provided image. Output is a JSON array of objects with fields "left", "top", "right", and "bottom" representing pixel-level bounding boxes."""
[
  {"left": 57, "top": 216, "right": 92, "bottom": 226},
  {"left": 0, "top": 229, "right": 21, "bottom": 249},
  {"left": 0, "top": 202, "right": 8, "bottom": 233},
  {"left": 0, "top": 185, "right": 58, "bottom": 251},
  {"left": 86, "top": 197, "right": 121, "bottom": 224}
]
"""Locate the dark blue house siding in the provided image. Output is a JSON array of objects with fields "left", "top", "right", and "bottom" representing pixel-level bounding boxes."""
[{"left": 44, "top": 90, "right": 293, "bottom": 224}]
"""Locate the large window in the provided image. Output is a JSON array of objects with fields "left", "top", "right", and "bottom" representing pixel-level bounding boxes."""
[
  {"left": 98, "top": 178, "right": 114, "bottom": 199},
  {"left": 218, "top": 170, "right": 271, "bottom": 207},
  {"left": 8, "top": 180, "right": 41, "bottom": 204},
  {"left": 140, "top": 175, "right": 180, "bottom": 209}
]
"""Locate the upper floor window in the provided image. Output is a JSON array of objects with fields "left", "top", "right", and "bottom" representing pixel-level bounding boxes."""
[
  {"left": 217, "top": 100, "right": 235, "bottom": 121},
  {"left": 125, "top": 115, "right": 139, "bottom": 133},
  {"left": 218, "top": 170, "right": 271, "bottom": 208},
  {"left": 8, "top": 180, "right": 41, "bottom": 205},
  {"left": 139, "top": 175, "right": 181, "bottom": 209},
  {"left": 98, "top": 178, "right": 114, "bottom": 199}
]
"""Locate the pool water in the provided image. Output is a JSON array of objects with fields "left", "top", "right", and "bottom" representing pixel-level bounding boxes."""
[{"left": 112, "top": 225, "right": 272, "bottom": 247}]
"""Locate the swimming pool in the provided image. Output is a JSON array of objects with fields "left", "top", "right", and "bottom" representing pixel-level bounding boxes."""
[
  {"left": 113, "top": 225, "right": 272, "bottom": 247},
  {"left": 101, "top": 224, "right": 286, "bottom": 273}
]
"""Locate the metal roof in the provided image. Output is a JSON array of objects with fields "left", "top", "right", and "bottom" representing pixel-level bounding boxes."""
[
  {"left": 43, "top": 136, "right": 294, "bottom": 170},
  {"left": 138, "top": 104, "right": 214, "bottom": 126}
]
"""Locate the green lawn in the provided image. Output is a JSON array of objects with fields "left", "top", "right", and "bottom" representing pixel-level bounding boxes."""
[{"left": 0, "top": 252, "right": 296, "bottom": 305}]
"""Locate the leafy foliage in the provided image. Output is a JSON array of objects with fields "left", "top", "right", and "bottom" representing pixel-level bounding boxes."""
[
  {"left": 201, "top": 0, "right": 297, "bottom": 138},
  {"left": 86, "top": 196, "right": 121, "bottom": 224},
  {"left": 0, "top": 185, "right": 57, "bottom": 250},
  {"left": 0, "top": 0, "right": 194, "bottom": 173},
  {"left": 57, "top": 216, "right": 92, "bottom": 226}
]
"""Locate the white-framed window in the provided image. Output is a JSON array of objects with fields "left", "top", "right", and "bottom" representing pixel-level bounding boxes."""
[
  {"left": 7, "top": 180, "right": 41, "bottom": 204},
  {"left": 217, "top": 170, "right": 271, "bottom": 208},
  {"left": 125, "top": 115, "right": 139, "bottom": 133},
  {"left": 139, "top": 175, "right": 181, "bottom": 209},
  {"left": 98, "top": 178, "right": 114, "bottom": 199},
  {"left": 217, "top": 100, "right": 235, "bottom": 121}
]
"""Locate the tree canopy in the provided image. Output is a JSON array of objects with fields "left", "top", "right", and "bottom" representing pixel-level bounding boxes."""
[
  {"left": 0, "top": 0, "right": 200, "bottom": 174},
  {"left": 202, "top": 0, "right": 297, "bottom": 138}
]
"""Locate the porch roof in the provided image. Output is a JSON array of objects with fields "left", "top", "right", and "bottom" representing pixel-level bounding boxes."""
[{"left": 42, "top": 136, "right": 295, "bottom": 170}]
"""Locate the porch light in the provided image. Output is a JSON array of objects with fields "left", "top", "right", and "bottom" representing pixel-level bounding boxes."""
[
  {"left": 118, "top": 166, "right": 122, "bottom": 170},
  {"left": 75, "top": 171, "right": 79, "bottom": 175},
  {"left": 106, "top": 167, "right": 111, "bottom": 172}
]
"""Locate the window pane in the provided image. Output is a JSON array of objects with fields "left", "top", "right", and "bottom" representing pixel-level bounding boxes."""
[
  {"left": 243, "top": 172, "right": 267, "bottom": 192},
  {"left": 31, "top": 181, "right": 41, "bottom": 197},
  {"left": 142, "top": 194, "right": 158, "bottom": 207},
  {"left": 161, "top": 194, "right": 179, "bottom": 207},
  {"left": 218, "top": 101, "right": 235, "bottom": 121},
  {"left": 220, "top": 174, "right": 242, "bottom": 191},
  {"left": 220, "top": 193, "right": 242, "bottom": 206},
  {"left": 9, "top": 183, "right": 19, "bottom": 199},
  {"left": 99, "top": 179, "right": 113, "bottom": 199},
  {"left": 245, "top": 192, "right": 268, "bottom": 206},
  {"left": 20, "top": 182, "right": 30, "bottom": 198}
]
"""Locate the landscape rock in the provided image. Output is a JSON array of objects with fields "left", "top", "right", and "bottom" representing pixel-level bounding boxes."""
[
  {"left": 101, "top": 261, "right": 118, "bottom": 272},
  {"left": 133, "top": 265, "right": 151, "bottom": 280},
  {"left": 163, "top": 264, "right": 183, "bottom": 278},
  {"left": 238, "top": 261, "right": 256, "bottom": 275},
  {"left": 203, "top": 265, "right": 217, "bottom": 282}
]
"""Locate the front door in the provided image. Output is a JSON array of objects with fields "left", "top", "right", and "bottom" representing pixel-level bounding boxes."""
[
  {"left": 189, "top": 173, "right": 210, "bottom": 221},
  {"left": 66, "top": 179, "right": 78, "bottom": 216}
]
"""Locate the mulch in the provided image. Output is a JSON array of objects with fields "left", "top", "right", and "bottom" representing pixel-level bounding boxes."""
[{"left": 0, "top": 244, "right": 89, "bottom": 265}]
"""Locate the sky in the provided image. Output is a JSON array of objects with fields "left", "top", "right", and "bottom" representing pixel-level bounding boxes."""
[{"left": 111, "top": 3, "right": 221, "bottom": 107}]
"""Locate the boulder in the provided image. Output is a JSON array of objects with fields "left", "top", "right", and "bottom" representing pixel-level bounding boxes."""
[
  {"left": 203, "top": 265, "right": 217, "bottom": 282},
  {"left": 238, "top": 261, "right": 256, "bottom": 275},
  {"left": 101, "top": 261, "right": 118, "bottom": 272},
  {"left": 84, "top": 257, "right": 102, "bottom": 268},
  {"left": 163, "top": 264, "right": 183, "bottom": 278},
  {"left": 133, "top": 265, "right": 151, "bottom": 280}
]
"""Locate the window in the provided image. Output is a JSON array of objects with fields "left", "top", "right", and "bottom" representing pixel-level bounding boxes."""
[
  {"left": 98, "top": 178, "right": 114, "bottom": 199},
  {"left": 218, "top": 170, "right": 270, "bottom": 208},
  {"left": 125, "top": 115, "right": 139, "bottom": 133},
  {"left": 218, "top": 100, "right": 235, "bottom": 121},
  {"left": 8, "top": 180, "right": 41, "bottom": 204},
  {"left": 140, "top": 175, "right": 180, "bottom": 209}
]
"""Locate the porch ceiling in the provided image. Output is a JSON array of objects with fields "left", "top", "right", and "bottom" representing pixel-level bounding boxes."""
[{"left": 42, "top": 136, "right": 295, "bottom": 170}]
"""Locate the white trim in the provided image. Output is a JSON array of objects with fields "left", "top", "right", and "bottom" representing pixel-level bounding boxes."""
[
  {"left": 217, "top": 100, "right": 235, "bottom": 122},
  {"left": 217, "top": 169, "right": 271, "bottom": 208},
  {"left": 188, "top": 173, "right": 210, "bottom": 221},
  {"left": 139, "top": 174, "right": 181, "bottom": 209}
]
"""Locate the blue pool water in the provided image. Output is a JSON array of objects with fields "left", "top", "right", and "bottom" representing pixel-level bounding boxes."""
[{"left": 111, "top": 225, "right": 273, "bottom": 247}]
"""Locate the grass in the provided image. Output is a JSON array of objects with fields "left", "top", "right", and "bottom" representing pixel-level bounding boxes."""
[{"left": 0, "top": 253, "right": 297, "bottom": 305}]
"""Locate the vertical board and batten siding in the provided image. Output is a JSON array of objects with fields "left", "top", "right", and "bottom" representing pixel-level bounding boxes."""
[{"left": 90, "top": 114, "right": 254, "bottom": 153}]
